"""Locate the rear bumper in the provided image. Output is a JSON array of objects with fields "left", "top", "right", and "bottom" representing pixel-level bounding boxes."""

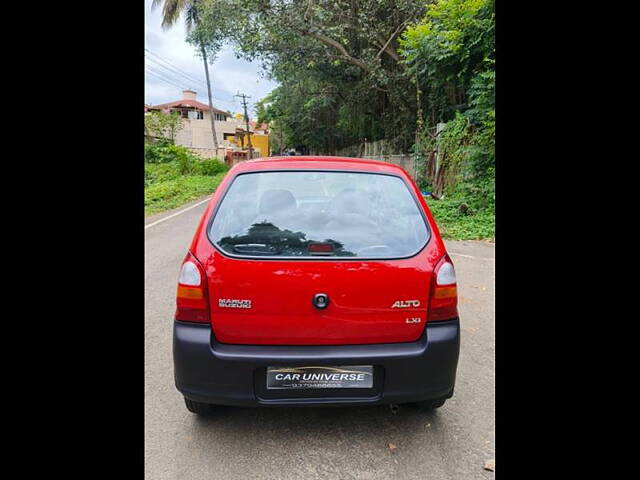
[{"left": 173, "top": 319, "right": 460, "bottom": 407}]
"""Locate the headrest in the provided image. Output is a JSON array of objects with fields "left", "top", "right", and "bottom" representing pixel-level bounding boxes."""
[
  {"left": 258, "top": 189, "right": 296, "bottom": 214},
  {"left": 331, "top": 188, "right": 368, "bottom": 215}
]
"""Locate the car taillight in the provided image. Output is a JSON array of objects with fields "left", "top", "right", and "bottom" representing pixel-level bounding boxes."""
[
  {"left": 428, "top": 255, "right": 458, "bottom": 322},
  {"left": 175, "top": 252, "right": 209, "bottom": 323}
]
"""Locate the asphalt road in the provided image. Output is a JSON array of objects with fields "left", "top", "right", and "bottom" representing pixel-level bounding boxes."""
[{"left": 145, "top": 198, "right": 495, "bottom": 479}]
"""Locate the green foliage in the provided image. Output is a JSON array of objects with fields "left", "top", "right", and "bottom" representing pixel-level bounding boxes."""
[
  {"left": 195, "top": 158, "right": 228, "bottom": 176},
  {"left": 144, "top": 141, "right": 229, "bottom": 215},
  {"left": 144, "top": 161, "right": 181, "bottom": 186},
  {"left": 144, "top": 111, "right": 184, "bottom": 142},
  {"left": 254, "top": 92, "right": 288, "bottom": 154},
  {"left": 145, "top": 142, "right": 178, "bottom": 164},
  {"left": 438, "top": 113, "right": 471, "bottom": 195},
  {"left": 192, "top": 0, "right": 427, "bottom": 152},
  {"left": 175, "top": 148, "right": 197, "bottom": 175},
  {"left": 420, "top": 110, "right": 494, "bottom": 220},
  {"left": 254, "top": 93, "right": 278, "bottom": 125},
  {"left": 145, "top": 143, "right": 196, "bottom": 170},
  {"left": 401, "top": 0, "right": 494, "bottom": 239},
  {"left": 144, "top": 143, "right": 227, "bottom": 174},
  {"left": 400, "top": 0, "right": 494, "bottom": 122},
  {"left": 466, "top": 65, "right": 495, "bottom": 127},
  {"left": 185, "top": 0, "right": 235, "bottom": 60},
  {"left": 165, "top": 0, "right": 494, "bottom": 238},
  {"left": 426, "top": 195, "right": 494, "bottom": 240},
  {"left": 145, "top": 173, "right": 226, "bottom": 216},
  {"left": 186, "top": 0, "right": 493, "bottom": 156}
]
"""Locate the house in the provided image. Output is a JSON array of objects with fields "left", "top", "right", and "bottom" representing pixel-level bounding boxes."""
[
  {"left": 147, "top": 89, "right": 230, "bottom": 120},
  {"left": 250, "top": 121, "right": 269, "bottom": 135},
  {"left": 146, "top": 90, "right": 237, "bottom": 154},
  {"left": 225, "top": 121, "right": 270, "bottom": 159},
  {"left": 147, "top": 90, "right": 270, "bottom": 157}
]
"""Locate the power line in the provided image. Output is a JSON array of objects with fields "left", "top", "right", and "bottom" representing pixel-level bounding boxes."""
[
  {"left": 145, "top": 69, "right": 237, "bottom": 110},
  {"left": 145, "top": 49, "right": 208, "bottom": 90},
  {"left": 145, "top": 60, "right": 206, "bottom": 92},
  {"left": 145, "top": 64, "right": 187, "bottom": 85},
  {"left": 145, "top": 64, "right": 202, "bottom": 93},
  {"left": 145, "top": 56, "right": 208, "bottom": 92},
  {"left": 145, "top": 48, "right": 238, "bottom": 107},
  {"left": 145, "top": 68, "right": 186, "bottom": 90},
  {"left": 144, "top": 51, "right": 239, "bottom": 112},
  {"left": 145, "top": 49, "right": 204, "bottom": 83},
  {"left": 145, "top": 69, "right": 235, "bottom": 109}
]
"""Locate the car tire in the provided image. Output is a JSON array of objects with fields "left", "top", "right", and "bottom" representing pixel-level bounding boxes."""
[
  {"left": 412, "top": 399, "right": 446, "bottom": 410},
  {"left": 184, "top": 397, "right": 216, "bottom": 416}
]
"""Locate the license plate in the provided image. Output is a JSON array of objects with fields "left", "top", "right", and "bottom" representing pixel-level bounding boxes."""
[{"left": 266, "top": 365, "right": 374, "bottom": 389}]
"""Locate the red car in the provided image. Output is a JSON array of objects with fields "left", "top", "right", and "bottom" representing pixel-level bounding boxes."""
[{"left": 173, "top": 156, "right": 460, "bottom": 415}]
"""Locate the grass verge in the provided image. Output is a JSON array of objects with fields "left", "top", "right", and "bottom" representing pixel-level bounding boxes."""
[
  {"left": 425, "top": 196, "right": 495, "bottom": 241},
  {"left": 145, "top": 173, "right": 226, "bottom": 217}
]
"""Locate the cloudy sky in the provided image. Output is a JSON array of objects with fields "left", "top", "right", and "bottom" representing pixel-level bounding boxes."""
[{"left": 144, "top": 0, "right": 277, "bottom": 118}]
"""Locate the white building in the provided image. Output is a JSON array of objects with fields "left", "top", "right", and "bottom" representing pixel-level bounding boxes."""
[{"left": 146, "top": 90, "right": 248, "bottom": 155}]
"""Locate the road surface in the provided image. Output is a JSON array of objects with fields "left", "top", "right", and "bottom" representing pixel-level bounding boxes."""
[{"left": 145, "top": 198, "right": 495, "bottom": 479}]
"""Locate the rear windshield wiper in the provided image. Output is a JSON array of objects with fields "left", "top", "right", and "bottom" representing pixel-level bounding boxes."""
[{"left": 231, "top": 244, "right": 282, "bottom": 255}]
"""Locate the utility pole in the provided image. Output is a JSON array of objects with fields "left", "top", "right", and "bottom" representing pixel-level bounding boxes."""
[
  {"left": 235, "top": 93, "right": 253, "bottom": 157},
  {"left": 200, "top": 45, "right": 219, "bottom": 152}
]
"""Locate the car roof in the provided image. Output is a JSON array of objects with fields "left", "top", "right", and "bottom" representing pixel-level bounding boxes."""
[{"left": 233, "top": 156, "right": 409, "bottom": 175}]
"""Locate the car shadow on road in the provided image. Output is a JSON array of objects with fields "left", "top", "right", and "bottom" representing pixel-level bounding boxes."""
[{"left": 188, "top": 403, "right": 445, "bottom": 446}]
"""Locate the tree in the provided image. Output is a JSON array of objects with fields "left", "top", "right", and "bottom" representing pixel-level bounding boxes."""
[
  {"left": 188, "top": 0, "right": 493, "bottom": 177},
  {"left": 399, "top": 0, "right": 495, "bottom": 123},
  {"left": 151, "top": 0, "right": 220, "bottom": 150},
  {"left": 399, "top": 0, "right": 495, "bottom": 198},
  {"left": 255, "top": 92, "right": 288, "bottom": 154},
  {"left": 192, "top": 0, "right": 429, "bottom": 152},
  {"left": 144, "top": 111, "right": 184, "bottom": 143}
]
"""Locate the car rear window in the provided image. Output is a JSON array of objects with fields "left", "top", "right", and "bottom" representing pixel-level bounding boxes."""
[{"left": 209, "top": 171, "right": 429, "bottom": 258}]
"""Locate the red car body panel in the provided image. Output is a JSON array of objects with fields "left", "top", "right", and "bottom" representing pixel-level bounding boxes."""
[{"left": 189, "top": 156, "right": 449, "bottom": 346}]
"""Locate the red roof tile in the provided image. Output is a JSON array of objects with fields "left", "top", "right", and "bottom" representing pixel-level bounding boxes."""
[
  {"left": 148, "top": 99, "right": 230, "bottom": 116},
  {"left": 249, "top": 120, "right": 269, "bottom": 131}
]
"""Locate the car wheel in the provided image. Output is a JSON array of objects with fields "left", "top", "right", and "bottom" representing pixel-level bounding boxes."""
[
  {"left": 413, "top": 399, "right": 446, "bottom": 410},
  {"left": 184, "top": 397, "right": 216, "bottom": 416}
]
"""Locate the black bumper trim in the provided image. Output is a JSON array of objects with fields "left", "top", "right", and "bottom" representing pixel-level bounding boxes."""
[{"left": 174, "top": 319, "right": 460, "bottom": 406}]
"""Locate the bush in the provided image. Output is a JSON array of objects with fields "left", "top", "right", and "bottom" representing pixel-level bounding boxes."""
[
  {"left": 144, "top": 143, "right": 230, "bottom": 215},
  {"left": 196, "top": 158, "right": 228, "bottom": 176},
  {"left": 144, "top": 142, "right": 200, "bottom": 168},
  {"left": 173, "top": 147, "right": 198, "bottom": 174},
  {"left": 145, "top": 162, "right": 181, "bottom": 186},
  {"left": 145, "top": 141, "right": 173, "bottom": 164},
  {"left": 426, "top": 195, "right": 494, "bottom": 241}
]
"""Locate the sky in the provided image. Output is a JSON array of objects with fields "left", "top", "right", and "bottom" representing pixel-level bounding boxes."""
[{"left": 144, "top": 0, "right": 278, "bottom": 118}]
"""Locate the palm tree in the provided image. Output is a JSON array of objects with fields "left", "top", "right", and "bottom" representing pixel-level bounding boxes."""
[{"left": 151, "top": 0, "right": 219, "bottom": 150}]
